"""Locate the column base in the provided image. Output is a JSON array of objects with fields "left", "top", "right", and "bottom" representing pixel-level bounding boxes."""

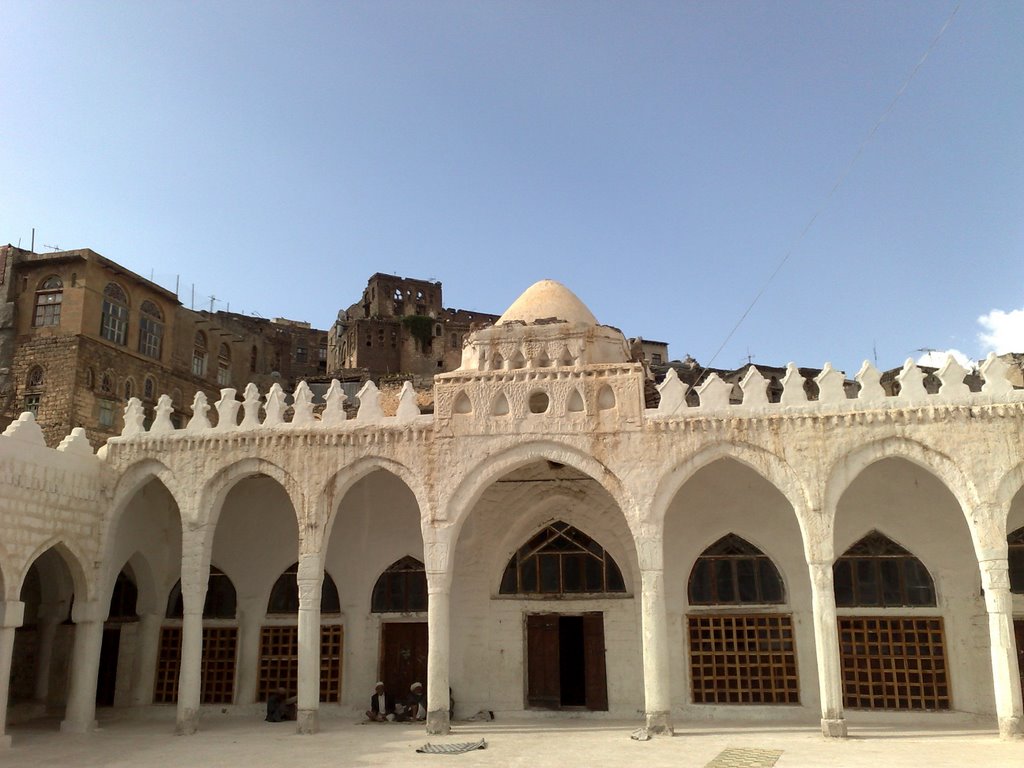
[
  {"left": 175, "top": 708, "right": 199, "bottom": 735},
  {"left": 643, "top": 711, "right": 674, "bottom": 736},
  {"left": 998, "top": 715, "right": 1023, "bottom": 740},
  {"left": 296, "top": 709, "right": 319, "bottom": 735},
  {"left": 820, "top": 717, "right": 847, "bottom": 738},
  {"left": 426, "top": 709, "right": 450, "bottom": 735},
  {"left": 59, "top": 719, "right": 97, "bottom": 734}
]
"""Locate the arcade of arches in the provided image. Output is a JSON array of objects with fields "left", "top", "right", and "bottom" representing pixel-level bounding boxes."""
[{"left": 1, "top": 279, "right": 1024, "bottom": 748}]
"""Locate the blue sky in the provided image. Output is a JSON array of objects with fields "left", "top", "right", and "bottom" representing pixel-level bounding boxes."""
[{"left": 2, "top": 1, "right": 1022, "bottom": 373}]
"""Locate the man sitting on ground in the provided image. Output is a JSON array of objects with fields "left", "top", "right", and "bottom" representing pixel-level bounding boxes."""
[
  {"left": 405, "top": 682, "right": 426, "bottom": 721},
  {"left": 265, "top": 686, "right": 297, "bottom": 722},
  {"left": 366, "top": 681, "right": 394, "bottom": 722}
]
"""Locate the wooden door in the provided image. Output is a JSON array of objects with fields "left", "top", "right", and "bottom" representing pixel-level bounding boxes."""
[
  {"left": 1015, "top": 620, "right": 1024, "bottom": 699},
  {"left": 526, "top": 614, "right": 560, "bottom": 708},
  {"left": 582, "top": 612, "right": 608, "bottom": 711},
  {"left": 380, "top": 622, "right": 428, "bottom": 702}
]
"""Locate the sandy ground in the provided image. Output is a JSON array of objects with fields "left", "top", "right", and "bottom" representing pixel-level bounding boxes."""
[{"left": 3, "top": 713, "right": 1023, "bottom": 768}]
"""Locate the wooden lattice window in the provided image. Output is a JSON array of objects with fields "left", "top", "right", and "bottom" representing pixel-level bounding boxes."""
[
  {"left": 688, "top": 614, "right": 799, "bottom": 704},
  {"left": 688, "top": 534, "right": 785, "bottom": 605},
  {"left": 371, "top": 557, "right": 427, "bottom": 613},
  {"left": 833, "top": 531, "right": 936, "bottom": 607},
  {"left": 153, "top": 626, "right": 238, "bottom": 704},
  {"left": 166, "top": 566, "right": 238, "bottom": 619},
  {"left": 499, "top": 521, "right": 627, "bottom": 595},
  {"left": 1009, "top": 527, "right": 1024, "bottom": 594},
  {"left": 267, "top": 563, "right": 341, "bottom": 614},
  {"left": 839, "top": 616, "right": 950, "bottom": 710},
  {"left": 257, "top": 625, "right": 343, "bottom": 702}
]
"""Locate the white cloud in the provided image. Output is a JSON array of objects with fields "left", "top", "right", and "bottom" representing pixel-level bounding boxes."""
[
  {"left": 978, "top": 306, "right": 1024, "bottom": 354},
  {"left": 916, "top": 348, "right": 973, "bottom": 369}
]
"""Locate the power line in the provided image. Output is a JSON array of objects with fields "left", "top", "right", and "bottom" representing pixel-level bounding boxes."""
[{"left": 700, "top": 2, "right": 962, "bottom": 372}]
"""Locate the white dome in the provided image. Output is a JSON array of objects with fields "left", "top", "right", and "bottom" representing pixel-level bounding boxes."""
[{"left": 496, "top": 280, "right": 598, "bottom": 326}]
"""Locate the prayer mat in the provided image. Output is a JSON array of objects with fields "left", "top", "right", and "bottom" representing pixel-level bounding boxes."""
[
  {"left": 416, "top": 738, "right": 488, "bottom": 754},
  {"left": 703, "top": 747, "right": 783, "bottom": 768}
]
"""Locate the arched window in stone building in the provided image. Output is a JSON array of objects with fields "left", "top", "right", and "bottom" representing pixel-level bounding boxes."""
[
  {"left": 833, "top": 531, "right": 936, "bottom": 607},
  {"left": 1009, "top": 527, "right": 1024, "bottom": 594},
  {"left": 26, "top": 366, "right": 44, "bottom": 389},
  {"left": 266, "top": 563, "right": 341, "bottom": 614},
  {"left": 833, "top": 531, "right": 948, "bottom": 711},
  {"left": 100, "top": 371, "right": 114, "bottom": 394},
  {"left": 33, "top": 275, "right": 63, "bottom": 327},
  {"left": 100, "top": 282, "right": 129, "bottom": 345},
  {"left": 686, "top": 535, "right": 797, "bottom": 705},
  {"left": 192, "top": 332, "right": 207, "bottom": 377},
  {"left": 157, "top": 567, "right": 238, "bottom": 705},
  {"left": 138, "top": 300, "right": 163, "bottom": 359},
  {"left": 143, "top": 376, "right": 155, "bottom": 401},
  {"left": 217, "top": 343, "right": 231, "bottom": 386},
  {"left": 499, "top": 521, "right": 626, "bottom": 596},
  {"left": 259, "top": 564, "right": 343, "bottom": 703},
  {"left": 124, "top": 378, "right": 134, "bottom": 401},
  {"left": 687, "top": 534, "right": 785, "bottom": 605},
  {"left": 23, "top": 366, "right": 44, "bottom": 416},
  {"left": 371, "top": 557, "right": 427, "bottom": 613},
  {"left": 250, "top": 345, "right": 258, "bottom": 373}
]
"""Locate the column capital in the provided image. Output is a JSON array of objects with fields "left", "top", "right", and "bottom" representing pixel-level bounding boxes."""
[{"left": 635, "top": 535, "right": 664, "bottom": 572}]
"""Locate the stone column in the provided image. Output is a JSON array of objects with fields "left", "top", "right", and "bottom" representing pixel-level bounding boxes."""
[
  {"left": 177, "top": 540, "right": 209, "bottom": 735},
  {"left": 295, "top": 554, "right": 323, "bottom": 734},
  {"left": 131, "top": 613, "right": 163, "bottom": 706},
  {"left": 979, "top": 558, "right": 1024, "bottom": 739},
  {"left": 0, "top": 601, "right": 25, "bottom": 748},
  {"left": 60, "top": 600, "right": 104, "bottom": 734},
  {"left": 637, "top": 535, "right": 672, "bottom": 735},
  {"left": 808, "top": 561, "right": 846, "bottom": 738},
  {"left": 32, "top": 602, "right": 64, "bottom": 704},
  {"left": 424, "top": 533, "right": 453, "bottom": 735}
]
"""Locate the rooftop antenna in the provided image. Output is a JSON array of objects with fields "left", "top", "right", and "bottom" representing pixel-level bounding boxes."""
[
  {"left": 208, "top": 294, "right": 217, "bottom": 313},
  {"left": 43, "top": 244, "right": 60, "bottom": 252}
]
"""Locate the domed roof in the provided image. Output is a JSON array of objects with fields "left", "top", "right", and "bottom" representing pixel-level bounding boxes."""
[{"left": 496, "top": 280, "right": 598, "bottom": 326}]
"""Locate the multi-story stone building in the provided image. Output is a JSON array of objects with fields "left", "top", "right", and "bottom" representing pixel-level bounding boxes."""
[
  {"left": 0, "top": 278, "right": 1023, "bottom": 750},
  {"left": 328, "top": 273, "right": 500, "bottom": 379},
  {"left": 0, "top": 246, "right": 327, "bottom": 447}
]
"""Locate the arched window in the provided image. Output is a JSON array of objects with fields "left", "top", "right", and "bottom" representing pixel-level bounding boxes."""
[
  {"left": 192, "top": 331, "right": 207, "bottom": 377},
  {"left": 124, "top": 378, "right": 134, "bottom": 401},
  {"left": 85, "top": 367, "right": 94, "bottom": 388},
  {"left": 100, "top": 371, "right": 114, "bottom": 394},
  {"left": 451, "top": 333, "right": 459, "bottom": 350},
  {"left": 138, "top": 300, "right": 163, "bottom": 359},
  {"left": 26, "top": 366, "right": 44, "bottom": 389},
  {"left": 100, "top": 283, "right": 129, "bottom": 344},
  {"left": 833, "top": 531, "right": 936, "bottom": 607},
  {"left": 371, "top": 557, "right": 427, "bottom": 613},
  {"left": 217, "top": 343, "right": 231, "bottom": 386},
  {"left": 266, "top": 563, "right": 341, "bottom": 614},
  {"left": 143, "top": 376, "right": 155, "bottom": 400},
  {"left": 34, "top": 275, "right": 63, "bottom": 327},
  {"left": 499, "top": 522, "right": 626, "bottom": 595},
  {"left": 1008, "top": 526, "right": 1024, "bottom": 593},
  {"left": 109, "top": 570, "right": 139, "bottom": 620},
  {"left": 688, "top": 534, "right": 785, "bottom": 605},
  {"left": 249, "top": 345, "right": 258, "bottom": 373},
  {"left": 166, "top": 566, "right": 237, "bottom": 619}
]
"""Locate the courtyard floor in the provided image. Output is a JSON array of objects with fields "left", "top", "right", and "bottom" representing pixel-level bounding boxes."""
[{"left": 3, "top": 712, "right": 1022, "bottom": 767}]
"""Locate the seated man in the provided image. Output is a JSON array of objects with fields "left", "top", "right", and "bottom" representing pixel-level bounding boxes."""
[
  {"left": 265, "top": 686, "right": 297, "bottom": 722},
  {"left": 366, "top": 681, "right": 394, "bottom": 722},
  {"left": 405, "top": 682, "right": 426, "bottom": 721}
]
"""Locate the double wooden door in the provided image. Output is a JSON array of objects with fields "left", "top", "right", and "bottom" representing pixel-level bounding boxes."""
[{"left": 526, "top": 613, "right": 607, "bottom": 711}]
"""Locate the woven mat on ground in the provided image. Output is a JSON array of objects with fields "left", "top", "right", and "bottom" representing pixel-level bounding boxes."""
[{"left": 416, "top": 738, "right": 488, "bottom": 754}]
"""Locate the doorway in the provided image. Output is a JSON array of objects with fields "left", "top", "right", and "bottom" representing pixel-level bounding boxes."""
[
  {"left": 380, "top": 622, "right": 428, "bottom": 701},
  {"left": 95, "top": 628, "right": 121, "bottom": 706},
  {"left": 526, "top": 612, "right": 607, "bottom": 710}
]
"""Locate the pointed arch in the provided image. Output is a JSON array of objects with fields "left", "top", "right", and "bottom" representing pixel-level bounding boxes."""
[
  {"left": 499, "top": 521, "right": 626, "bottom": 596},
  {"left": 166, "top": 565, "right": 238, "bottom": 619},
  {"left": 267, "top": 562, "right": 340, "bottom": 614},
  {"left": 199, "top": 457, "right": 304, "bottom": 535},
  {"left": 492, "top": 391, "right": 510, "bottom": 416},
  {"left": 371, "top": 556, "right": 427, "bottom": 613},
  {"left": 833, "top": 530, "right": 936, "bottom": 607},
  {"left": 444, "top": 440, "right": 634, "bottom": 535},
  {"left": 687, "top": 533, "right": 786, "bottom": 605}
]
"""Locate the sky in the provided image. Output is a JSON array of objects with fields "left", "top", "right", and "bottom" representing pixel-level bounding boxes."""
[{"left": 2, "top": 1, "right": 1022, "bottom": 374}]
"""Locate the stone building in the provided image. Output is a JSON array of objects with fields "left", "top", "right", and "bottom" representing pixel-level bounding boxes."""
[
  {"left": 0, "top": 279, "right": 1023, "bottom": 750},
  {"left": 0, "top": 246, "right": 327, "bottom": 447},
  {"left": 328, "top": 273, "right": 500, "bottom": 379}
]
